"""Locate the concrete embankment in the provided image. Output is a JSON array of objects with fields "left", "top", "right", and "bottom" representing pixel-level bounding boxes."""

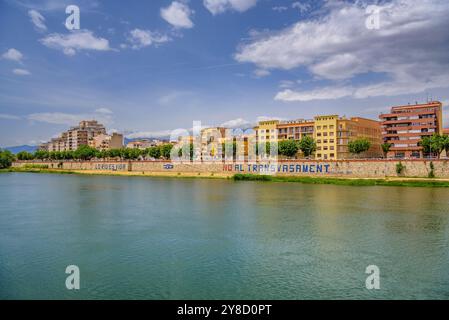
[{"left": 11, "top": 159, "right": 449, "bottom": 179}]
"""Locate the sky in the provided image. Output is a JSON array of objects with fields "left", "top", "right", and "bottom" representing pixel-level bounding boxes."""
[{"left": 0, "top": 0, "right": 448, "bottom": 147}]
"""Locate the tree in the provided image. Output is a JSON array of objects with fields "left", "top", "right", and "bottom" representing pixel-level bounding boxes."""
[
  {"left": 16, "top": 151, "right": 34, "bottom": 160},
  {"left": 278, "top": 139, "right": 299, "bottom": 158},
  {"left": 73, "top": 145, "right": 97, "bottom": 160},
  {"left": 178, "top": 143, "right": 194, "bottom": 160},
  {"left": 0, "top": 149, "right": 15, "bottom": 169},
  {"left": 221, "top": 142, "right": 237, "bottom": 159},
  {"left": 160, "top": 144, "right": 174, "bottom": 160},
  {"left": 34, "top": 150, "right": 49, "bottom": 160},
  {"left": 348, "top": 138, "right": 371, "bottom": 157},
  {"left": 442, "top": 135, "right": 449, "bottom": 156},
  {"left": 420, "top": 134, "right": 445, "bottom": 158},
  {"left": 108, "top": 148, "right": 122, "bottom": 159},
  {"left": 381, "top": 143, "right": 392, "bottom": 158},
  {"left": 298, "top": 136, "right": 316, "bottom": 158},
  {"left": 148, "top": 146, "right": 161, "bottom": 159}
]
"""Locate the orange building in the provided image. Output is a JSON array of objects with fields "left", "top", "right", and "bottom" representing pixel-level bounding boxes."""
[
  {"left": 277, "top": 119, "right": 314, "bottom": 141},
  {"left": 443, "top": 128, "right": 449, "bottom": 136},
  {"left": 379, "top": 101, "right": 443, "bottom": 158}
]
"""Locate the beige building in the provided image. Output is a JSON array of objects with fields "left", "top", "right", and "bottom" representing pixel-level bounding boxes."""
[
  {"left": 200, "top": 127, "right": 227, "bottom": 160},
  {"left": 126, "top": 139, "right": 162, "bottom": 150},
  {"left": 314, "top": 115, "right": 382, "bottom": 160},
  {"left": 39, "top": 120, "right": 110, "bottom": 152},
  {"left": 89, "top": 133, "right": 124, "bottom": 150}
]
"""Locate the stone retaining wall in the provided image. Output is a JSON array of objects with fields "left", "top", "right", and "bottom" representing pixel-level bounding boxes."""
[{"left": 12, "top": 159, "right": 449, "bottom": 178}]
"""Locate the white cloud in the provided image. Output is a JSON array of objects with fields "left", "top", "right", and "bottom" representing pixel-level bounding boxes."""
[
  {"left": 279, "top": 80, "right": 296, "bottom": 88},
  {"left": 275, "top": 87, "right": 354, "bottom": 102},
  {"left": 235, "top": 0, "right": 449, "bottom": 101},
  {"left": 27, "top": 109, "right": 114, "bottom": 126},
  {"left": 204, "top": 0, "right": 258, "bottom": 15},
  {"left": 220, "top": 118, "right": 251, "bottom": 128},
  {"left": 291, "top": 1, "right": 310, "bottom": 13},
  {"left": 158, "top": 91, "right": 193, "bottom": 105},
  {"left": 2, "top": 48, "right": 23, "bottom": 62},
  {"left": 253, "top": 69, "right": 270, "bottom": 78},
  {"left": 0, "top": 114, "right": 21, "bottom": 120},
  {"left": 95, "top": 107, "right": 113, "bottom": 114},
  {"left": 126, "top": 130, "right": 172, "bottom": 139},
  {"left": 27, "top": 112, "right": 85, "bottom": 125},
  {"left": 28, "top": 9, "right": 47, "bottom": 31},
  {"left": 12, "top": 68, "right": 31, "bottom": 76},
  {"left": 256, "top": 115, "right": 286, "bottom": 122},
  {"left": 160, "top": 1, "right": 194, "bottom": 29},
  {"left": 127, "top": 28, "right": 171, "bottom": 49},
  {"left": 40, "top": 30, "right": 111, "bottom": 55},
  {"left": 272, "top": 6, "right": 288, "bottom": 13}
]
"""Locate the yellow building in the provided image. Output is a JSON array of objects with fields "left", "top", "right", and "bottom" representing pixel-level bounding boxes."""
[
  {"left": 200, "top": 127, "right": 227, "bottom": 159},
  {"left": 254, "top": 120, "right": 279, "bottom": 144},
  {"left": 314, "top": 115, "right": 382, "bottom": 160}
]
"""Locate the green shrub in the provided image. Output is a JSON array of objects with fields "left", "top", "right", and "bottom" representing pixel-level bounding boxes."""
[
  {"left": 23, "top": 164, "right": 49, "bottom": 169},
  {"left": 428, "top": 161, "right": 435, "bottom": 178},
  {"left": 396, "top": 162, "right": 405, "bottom": 175}
]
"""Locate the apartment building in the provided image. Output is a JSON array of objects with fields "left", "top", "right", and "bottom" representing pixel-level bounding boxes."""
[
  {"left": 39, "top": 120, "right": 108, "bottom": 152},
  {"left": 277, "top": 119, "right": 314, "bottom": 141},
  {"left": 200, "top": 127, "right": 227, "bottom": 160},
  {"left": 314, "top": 115, "right": 382, "bottom": 160},
  {"left": 444, "top": 128, "right": 449, "bottom": 135},
  {"left": 254, "top": 120, "right": 279, "bottom": 144},
  {"left": 126, "top": 139, "right": 161, "bottom": 150},
  {"left": 89, "top": 133, "right": 124, "bottom": 151},
  {"left": 379, "top": 101, "right": 443, "bottom": 158}
]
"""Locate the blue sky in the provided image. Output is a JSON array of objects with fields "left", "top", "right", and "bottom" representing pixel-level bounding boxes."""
[{"left": 1, "top": 0, "right": 448, "bottom": 147}]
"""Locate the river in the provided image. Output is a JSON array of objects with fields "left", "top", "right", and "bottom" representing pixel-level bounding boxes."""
[{"left": 1, "top": 172, "right": 448, "bottom": 299}]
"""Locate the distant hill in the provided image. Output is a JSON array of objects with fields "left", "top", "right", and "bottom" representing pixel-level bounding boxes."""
[{"left": 3, "top": 145, "right": 38, "bottom": 154}]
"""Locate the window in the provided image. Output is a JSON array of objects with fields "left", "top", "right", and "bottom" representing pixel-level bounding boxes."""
[
  {"left": 323, "top": 132, "right": 328, "bottom": 136},
  {"left": 317, "top": 140, "right": 321, "bottom": 143},
  {"left": 329, "top": 132, "right": 334, "bottom": 136},
  {"left": 317, "top": 126, "right": 321, "bottom": 130},
  {"left": 330, "top": 125, "right": 334, "bottom": 129},
  {"left": 323, "top": 139, "right": 328, "bottom": 143},
  {"left": 330, "top": 139, "right": 334, "bottom": 143},
  {"left": 330, "top": 146, "right": 334, "bottom": 150},
  {"left": 323, "top": 125, "right": 328, "bottom": 130},
  {"left": 317, "top": 133, "right": 322, "bottom": 137},
  {"left": 330, "top": 153, "right": 335, "bottom": 158}
]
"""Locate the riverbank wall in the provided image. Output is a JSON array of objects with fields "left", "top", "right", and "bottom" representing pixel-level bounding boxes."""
[{"left": 11, "top": 159, "right": 449, "bottom": 178}]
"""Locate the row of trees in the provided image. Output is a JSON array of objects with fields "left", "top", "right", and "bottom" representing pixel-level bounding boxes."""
[
  {"left": 16, "top": 144, "right": 175, "bottom": 161},
  {"left": 10, "top": 136, "right": 375, "bottom": 165}
]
